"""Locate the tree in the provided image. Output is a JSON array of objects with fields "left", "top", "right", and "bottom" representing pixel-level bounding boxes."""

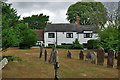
[
  {"left": 2, "top": 2, "right": 20, "bottom": 50},
  {"left": 98, "top": 23, "right": 119, "bottom": 51},
  {"left": 66, "top": 1, "right": 107, "bottom": 27},
  {"left": 21, "top": 14, "right": 49, "bottom": 29}
]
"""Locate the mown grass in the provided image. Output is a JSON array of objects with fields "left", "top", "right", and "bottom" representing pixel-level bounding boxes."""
[{"left": 2, "top": 47, "right": 118, "bottom": 78}]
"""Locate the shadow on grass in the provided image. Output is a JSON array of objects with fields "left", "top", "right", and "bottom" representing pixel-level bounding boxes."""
[{"left": 3, "top": 56, "right": 22, "bottom": 62}]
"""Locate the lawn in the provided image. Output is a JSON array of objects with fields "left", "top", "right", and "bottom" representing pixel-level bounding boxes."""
[{"left": 2, "top": 47, "right": 119, "bottom": 78}]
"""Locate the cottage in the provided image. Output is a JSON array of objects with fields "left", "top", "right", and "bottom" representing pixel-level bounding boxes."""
[{"left": 44, "top": 23, "right": 98, "bottom": 47}]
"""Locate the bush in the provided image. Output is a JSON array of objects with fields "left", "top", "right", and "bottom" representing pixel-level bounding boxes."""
[
  {"left": 87, "top": 39, "right": 100, "bottom": 49},
  {"left": 19, "top": 28, "right": 38, "bottom": 49},
  {"left": 72, "top": 39, "right": 84, "bottom": 49}
]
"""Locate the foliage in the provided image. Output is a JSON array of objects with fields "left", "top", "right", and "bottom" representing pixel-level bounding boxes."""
[
  {"left": 98, "top": 23, "right": 119, "bottom": 51},
  {"left": 87, "top": 39, "right": 100, "bottom": 49},
  {"left": 2, "top": 2, "right": 38, "bottom": 50},
  {"left": 66, "top": 1, "right": 107, "bottom": 27},
  {"left": 3, "top": 56, "right": 22, "bottom": 62},
  {"left": 19, "top": 28, "right": 38, "bottom": 49},
  {"left": 2, "top": 2, "right": 20, "bottom": 50},
  {"left": 21, "top": 14, "right": 49, "bottom": 29},
  {"left": 72, "top": 39, "right": 84, "bottom": 49},
  {"left": 46, "top": 45, "right": 72, "bottom": 49}
]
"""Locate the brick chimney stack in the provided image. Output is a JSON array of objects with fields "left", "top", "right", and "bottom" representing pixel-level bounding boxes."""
[{"left": 76, "top": 16, "right": 80, "bottom": 26}]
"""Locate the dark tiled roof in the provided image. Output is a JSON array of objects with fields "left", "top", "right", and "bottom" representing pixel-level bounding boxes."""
[
  {"left": 35, "top": 29, "right": 44, "bottom": 41},
  {"left": 45, "top": 24, "right": 77, "bottom": 32},
  {"left": 45, "top": 24, "right": 98, "bottom": 33}
]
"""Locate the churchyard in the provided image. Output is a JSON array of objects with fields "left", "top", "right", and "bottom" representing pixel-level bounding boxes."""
[{"left": 2, "top": 47, "right": 119, "bottom": 78}]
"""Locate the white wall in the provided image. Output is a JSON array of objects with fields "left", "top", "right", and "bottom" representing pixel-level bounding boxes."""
[
  {"left": 44, "top": 32, "right": 77, "bottom": 47},
  {"left": 44, "top": 31, "right": 99, "bottom": 47},
  {"left": 78, "top": 33, "right": 98, "bottom": 44}
]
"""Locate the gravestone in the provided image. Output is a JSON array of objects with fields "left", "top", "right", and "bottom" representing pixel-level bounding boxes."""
[
  {"left": 67, "top": 50, "right": 72, "bottom": 59},
  {"left": 86, "top": 52, "right": 96, "bottom": 64},
  {"left": 91, "top": 52, "right": 97, "bottom": 64},
  {"left": 39, "top": 46, "right": 43, "bottom": 58},
  {"left": 107, "top": 49, "right": 115, "bottom": 68},
  {"left": 79, "top": 50, "right": 84, "bottom": 60},
  {"left": 49, "top": 45, "right": 56, "bottom": 64},
  {"left": 85, "top": 52, "right": 91, "bottom": 61},
  {"left": 117, "top": 51, "right": 120, "bottom": 69},
  {"left": 44, "top": 49, "right": 47, "bottom": 62},
  {"left": 0, "top": 58, "right": 8, "bottom": 70},
  {"left": 97, "top": 47, "right": 105, "bottom": 65},
  {"left": 54, "top": 50, "right": 60, "bottom": 80}
]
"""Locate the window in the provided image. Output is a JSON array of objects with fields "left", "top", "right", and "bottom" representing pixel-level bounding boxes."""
[
  {"left": 66, "top": 33, "right": 73, "bottom": 38},
  {"left": 48, "top": 33, "right": 55, "bottom": 38},
  {"left": 84, "top": 33, "right": 92, "bottom": 38}
]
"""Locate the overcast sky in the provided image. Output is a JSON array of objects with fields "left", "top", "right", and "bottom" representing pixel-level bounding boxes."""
[{"left": 7, "top": 0, "right": 120, "bottom": 23}]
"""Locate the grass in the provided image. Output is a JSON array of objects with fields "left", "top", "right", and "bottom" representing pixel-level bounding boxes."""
[{"left": 2, "top": 47, "right": 119, "bottom": 78}]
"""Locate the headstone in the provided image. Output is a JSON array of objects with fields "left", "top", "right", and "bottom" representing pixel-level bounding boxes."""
[
  {"left": 49, "top": 44, "right": 56, "bottom": 64},
  {"left": 117, "top": 51, "right": 120, "bottom": 69},
  {"left": 85, "top": 52, "right": 91, "bottom": 61},
  {"left": 79, "top": 50, "right": 84, "bottom": 60},
  {"left": 0, "top": 58, "right": 8, "bottom": 70},
  {"left": 107, "top": 49, "right": 115, "bottom": 68},
  {"left": 91, "top": 52, "right": 97, "bottom": 64},
  {"left": 44, "top": 49, "right": 47, "bottom": 62},
  {"left": 39, "top": 46, "right": 43, "bottom": 58},
  {"left": 54, "top": 50, "right": 60, "bottom": 80},
  {"left": 67, "top": 50, "right": 72, "bottom": 59},
  {"left": 97, "top": 47, "right": 105, "bottom": 65}
]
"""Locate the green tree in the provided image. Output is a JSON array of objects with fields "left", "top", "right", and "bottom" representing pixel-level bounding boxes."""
[
  {"left": 2, "top": 2, "right": 20, "bottom": 50},
  {"left": 21, "top": 14, "right": 49, "bottom": 29},
  {"left": 98, "top": 23, "right": 119, "bottom": 51},
  {"left": 66, "top": 1, "right": 107, "bottom": 27}
]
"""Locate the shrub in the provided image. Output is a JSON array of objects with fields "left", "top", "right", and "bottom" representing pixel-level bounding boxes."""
[
  {"left": 19, "top": 29, "right": 38, "bottom": 49},
  {"left": 72, "top": 39, "right": 84, "bottom": 49},
  {"left": 87, "top": 39, "right": 100, "bottom": 49}
]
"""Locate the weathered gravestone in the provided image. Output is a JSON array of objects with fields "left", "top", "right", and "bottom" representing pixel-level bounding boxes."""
[
  {"left": 86, "top": 52, "right": 96, "bottom": 64},
  {"left": 117, "top": 51, "right": 120, "bottom": 69},
  {"left": 79, "top": 50, "right": 84, "bottom": 60},
  {"left": 39, "top": 45, "right": 43, "bottom": 58},
  {"left": 97, "top": 47, "right": 105, "bottom": 65},
  {"left": 67, "top": 50, "right": 72, "bottom": 59},
  {"left": 107, "top": 49, "right": 115, "bottom": 68},
  {"left": 85, "top": 52, "right": 91, "bottom": 61},
  {"left": 44, "top": 49, "right": 47, "bottom": 62},
  {"left": 49, "top": 45, "right": 56, "bottom": 64},
  {"left": 0, "top": 58, "right": 8, "bottom": 70},
  {"left": 54, "top": 50, "right": 60, "bottom": 80},
  {"left": 91, "top": 52, "right": 97, "bottom": 64}
]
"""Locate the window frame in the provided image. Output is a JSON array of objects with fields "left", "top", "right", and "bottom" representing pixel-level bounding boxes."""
[
  {"left": 66, "top": 33, "right": 73, "bottom": 38},
  {"left": 48, "top": 33, "right": 55, "bottom": 38},
  {"left": 84, "top": 33, "right": 93, "bottom": 38}
]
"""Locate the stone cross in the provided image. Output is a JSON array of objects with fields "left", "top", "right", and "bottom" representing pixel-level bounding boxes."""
[
  {"left": 117, "top": 51, "right": 120, "bottom": 69},
  {"left": 79, "top": 50, "right": 84, "bottom": 60},
  {"left": 39, "top": 45, "right": 43, "bottom": 58},
  {"left": 97, "top": 47, "right": 105, "bottom": 65},
  {"left": 107, "top": 49, "right": 115, "bottom": 68},
  {"left": 44, "top": 49, "right": 47, "bottom": 62}
]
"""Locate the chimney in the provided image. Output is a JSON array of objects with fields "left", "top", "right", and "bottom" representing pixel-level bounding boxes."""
[{"left": 76, "top": 16, "right": 80, "bottom": 26}]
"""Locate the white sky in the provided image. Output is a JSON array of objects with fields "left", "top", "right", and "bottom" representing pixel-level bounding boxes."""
[{"left": 6, "top": 0, "right": 120, "bottom": 23}]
